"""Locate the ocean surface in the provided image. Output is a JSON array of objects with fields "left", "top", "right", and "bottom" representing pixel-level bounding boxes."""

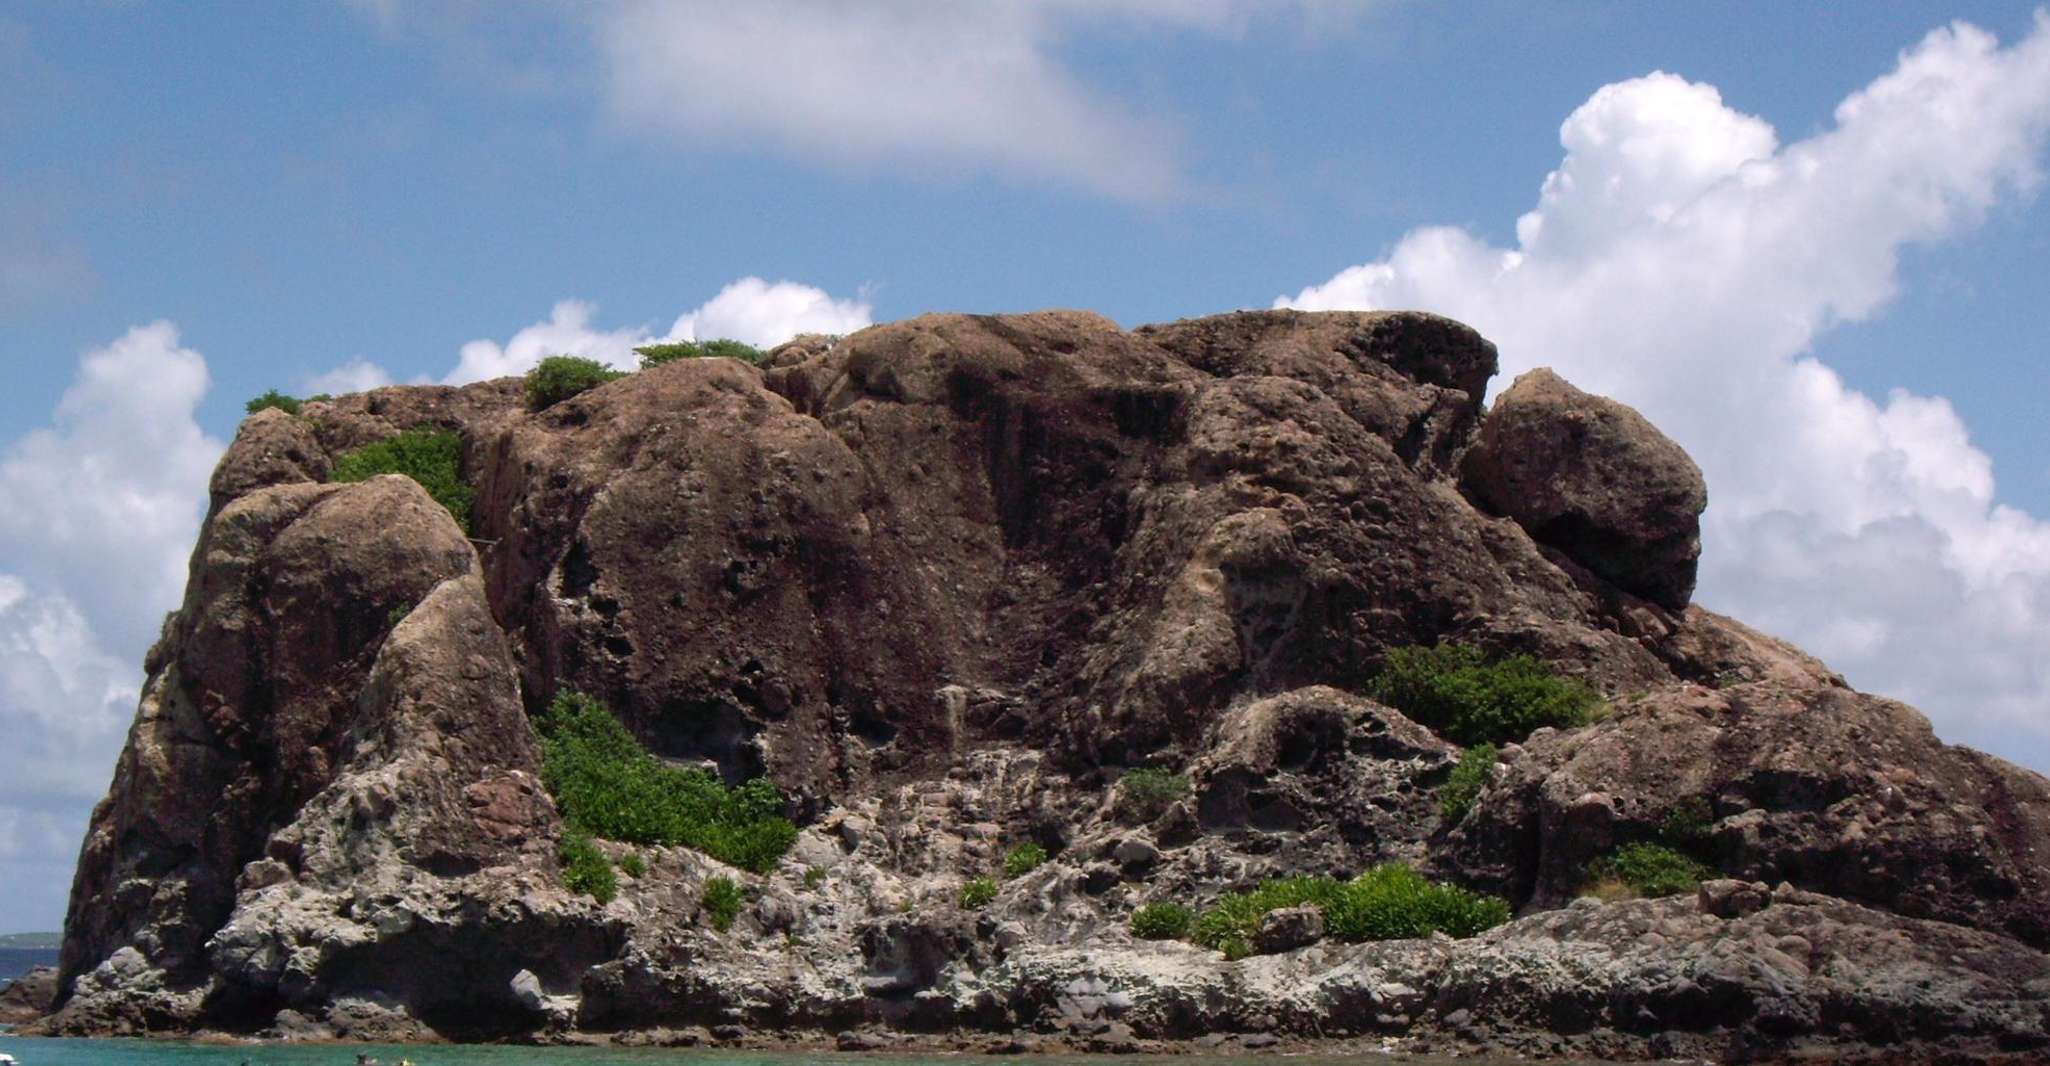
[{"left": 0, "top": 949, "right": 57, "bottom": 984}]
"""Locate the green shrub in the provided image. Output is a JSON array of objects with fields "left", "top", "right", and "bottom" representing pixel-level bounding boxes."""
[
  {"left": 636, "top": 338, "right": 767, "bottom": 369},
  {"left": 535, "top": 691, "right": 799, "bottom": 873},
  {"left": 1439, "top": 743, "right": 1499, "bottom": 823},
  {"left": 246, "top": 389, "right": 302, "bottom": 416},
  {"left": 616, "top": 852, "right": 647, "bottom": 878},
  {"left": 329, "top": 428, "right": 475, "bottom": 534},
  {"left": 1660, "top": 796, "right": 1715, "bottom": 846},
  {"left": 960, "top": 876, "right": 998, "bottom": 910},
  {"left": 1192, "top": 866, "right": 1509, "bottom": 960},
  {"left": 804, "top": 865, "right": 827, "bottom": 890},
  {"left": 1129, "top": 902, "right": 1196, "bottom": 941},
  {"left": 702, "top": 876, "right": 744, "bottom": 932},
  {"left": 1321, "top": 864, "right": 1510, "bottom": 941},
  {"left": 559, "top": 829, "right": 618, "bottom": 904},
  {"left": 1115, "top": 767, "right": 1191, "bottom": 823},
  {"left": 1192, "top": 876, "right": 1346, "bottom": 960},
  {"left": 1370, "top": 643, "right": 1601, "bottom": 746},
  {"left": 1587, "top": 842, "right": 1710, "bottom": 899},
  {"left": 305, "top": 393, "right": 333, "bottom": 404},
  {"left": 1002, "top": 842, "right": 1048, "bottom": 879},
  {"left": 525, "top": 354, "right": 625, "bottom": 408}
]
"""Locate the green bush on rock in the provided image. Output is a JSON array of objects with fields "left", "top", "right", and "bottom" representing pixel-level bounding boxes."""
[
  {"left": 1370, "top": 643, "right": 1601, "bottom": 746},
  {"left": 1439, "top": 743, "right": 1499, "bottom": 823},
  {"left": 1002, "top": 842, "right": 1048, "bottom": 879},
  {"left": 1192, "top": 866, "right": 1510, "bottom": 960},
  {"left": 535, "top": 691, "right": 798, "bottom": 873},
  {"left": 245, "top": 389, "right": 302, "bottom": 416},
  {"left": 702, "top": 876, "right": 745, "bottom": 932},
  {"left": 960, "top": 876, "right": 998, "bottom": 910},
  {"left": 1587, "top": 842, "right": 1711, "bottom": 899},
  {"left": 525, "top": 354, "right": 625, "bottom": 409},
  {"left": 558, "top": 829, "right": 618, "bottom": 904},
  {"left": 1115, "top": 767, "right": 1191, "bottom": 823},
  {"left": 635, "top": 338, "right": 768, "bottom": 369},
  {"left": 329, "top": 428, "right": 475, "bottom": 534},
  {"left": 1130, "top": 902, "right": 1195, "bottom": 941}
]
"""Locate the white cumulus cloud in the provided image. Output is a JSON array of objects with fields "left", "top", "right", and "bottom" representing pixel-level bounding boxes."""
[
  {"left": 443, "top": 299, "right": 651, "bottom": 385},
  {"left": 0, "top": 323, "right": 225, "bottom": 931},
  {"left": 663, "top": 276, "right": 873, "bottom": 350},
  {"left": 341, "top": 277, "right": 874, "bottom": 388},
  {"left": 1279, "top": 15, "right": 2050, "bottom": 768},
  {"left": 301, "top": 357, "right": 394, "bottom": 397}
]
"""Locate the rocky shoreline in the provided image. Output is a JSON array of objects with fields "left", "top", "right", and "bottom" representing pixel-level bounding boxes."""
[{"left": 26, "top": 310, "right": 2050, "bottom": 1064}]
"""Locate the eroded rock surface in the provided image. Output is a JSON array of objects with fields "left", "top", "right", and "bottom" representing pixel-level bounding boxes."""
[
  {"left": 0, "top": 965, "right": 57, "bottom": 1023},
  {"left": 1462, "top": 367, "right": 1707, "bottom": 609},
  {"left": 36, "top": 310, "right": 2050, "bottom": 1064}
]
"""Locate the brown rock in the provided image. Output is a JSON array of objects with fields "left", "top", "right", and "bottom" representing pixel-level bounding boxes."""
[
  {"left": 52, "top": 306, "right": 2050, "bottom": 1059},
  {"left": 1461, "top": 367, "right": 1707, "bottom": 608},
  {"left": 0, "top": 965, "right": 58, "bottom": 1023},
  {"left": 1252, "top": 905, "right": 1325, "bottom": 954},
  {"left": 1448, "top": 614, "right": 2050, "bottom": 949}
]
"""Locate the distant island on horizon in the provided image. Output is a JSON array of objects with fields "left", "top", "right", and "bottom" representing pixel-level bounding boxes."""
[{"left": 0, "top": 933, "right": 61, "bottom": 950}]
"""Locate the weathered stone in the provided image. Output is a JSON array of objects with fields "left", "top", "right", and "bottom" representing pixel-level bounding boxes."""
[
  {"left": 1462, "top": 367, "right": 1707, "bottom": 608},
  {"left": 1252, "top": 905, "right": 1325, "bottom": 954},
  {"left": 0, "top": 965, "right": 57, "bottom": 1023},
  {"left": 38, "top": 307, "right": 2050, "bottom": 1062}
]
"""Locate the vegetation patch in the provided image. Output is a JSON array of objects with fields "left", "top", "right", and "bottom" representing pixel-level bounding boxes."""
[
  {"left": 1129, "top": 902, "right": 1195, "bottom": 941},
  {"left": 960, "top": 876, "right": 998, "bottom": 910},
  {"left": 1002, "top": 842, "right": 1048, "bottom": 879},
  {"left": 1439, "top": 743, "right": 1499, "bottom": 823},
  {"left": 1115, "top": 767, "right": 1191, "bottom": 823},
  {"left": 558, "top": 829, "right": 618, "bottom": 904},
  {"left": 1369, "top": 643, "right": 1601, "bottom": 746},
  {"left": 245, "top": 389, "right": 303, "bottom": 416},
  {"left": 1192, "top": 866, "right": 1510, "bottom": 960},
  {"left": 616, "top": 852, "right": 647, "bottom": 879},
  {"left": 525, "top": 354, "right": 626, "bottom": 409},
  {"left": 329, "top": 428, "right": 475, "bottom": 534},
  {"left": 535, "top": 691, "right": 799, "bottom": 873},
  {"left": 1587, "top": 842, "right": 1713, "bottom": 899},
  {"left": 804, "top": 865, "right": 827, "bottom": 890},
  {"left": 635, "top": 338, "right": 768, "bottom": 369},
  {"left": 702, "top": 876, "right": 745, "bottom": 932}
]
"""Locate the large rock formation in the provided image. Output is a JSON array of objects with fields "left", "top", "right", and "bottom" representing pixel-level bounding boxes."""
[{"left": 31, "top": 309, "right": 2050, "bottom": 1063}]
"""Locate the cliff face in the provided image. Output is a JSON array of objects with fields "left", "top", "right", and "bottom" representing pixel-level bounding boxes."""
[{"left": 36, "top": 310, "right": 2050, "bottom": 1061}]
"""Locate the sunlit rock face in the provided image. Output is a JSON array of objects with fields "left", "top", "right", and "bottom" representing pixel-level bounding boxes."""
[{"left": 36, "top": 310, "right": 2050, "bottom": 1062}]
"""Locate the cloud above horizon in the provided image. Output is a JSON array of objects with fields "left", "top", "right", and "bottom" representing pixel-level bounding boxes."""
[
  {"left": 590, "top": 0, "right": 1343, "bottom": 201},
  {"left": 1279, "top": 14, "right": 2050, "bottom": 761},
  {"left": 440, "top": 277, "right": 873, "bottom": 385},
  {"left": 0, "top": 324, "right": 225, "bottom": 929}
]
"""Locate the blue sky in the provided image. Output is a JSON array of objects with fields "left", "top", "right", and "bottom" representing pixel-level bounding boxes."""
[{"left": 2, "top": 1, "right": 2048, "bottom": 933}]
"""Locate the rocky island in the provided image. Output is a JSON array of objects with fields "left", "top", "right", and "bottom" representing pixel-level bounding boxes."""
[{"left": 22, "top": 309, "right": 2050, "bottom": 1063}]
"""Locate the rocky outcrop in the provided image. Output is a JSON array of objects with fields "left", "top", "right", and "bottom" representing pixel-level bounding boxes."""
[
  {"left": 0, "top": 965, "right": 57, "bottom": 1023},
  {"left": 1443, "top": 627, "right": 2050, "bottom": 949},
  {"left": 37, "top": 309, "right": 2050, "bottom": 1062},
  {"left": 1462, "top": 367, "right": 1707, "bottom": 609}
]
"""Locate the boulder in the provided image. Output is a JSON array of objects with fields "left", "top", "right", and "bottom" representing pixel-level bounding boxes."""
[
  {"left": 1253, "top": 905, "right": 1326, "bottom": 954},
  {"left": 1462, "top": 367, "right": 1706, "bottom": 609},
  {"left": 0, "top": 965, "right": 58, "bottom": 1023}
]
